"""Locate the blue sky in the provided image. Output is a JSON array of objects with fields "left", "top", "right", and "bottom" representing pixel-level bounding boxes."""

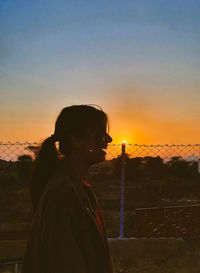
[{"left": 0, "top": 0, "right": 200, "bottom": 143}]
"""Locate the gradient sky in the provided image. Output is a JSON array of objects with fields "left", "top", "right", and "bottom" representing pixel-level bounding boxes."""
[{"left": 1, "top": 0, "right": 200, "bottom": 144}]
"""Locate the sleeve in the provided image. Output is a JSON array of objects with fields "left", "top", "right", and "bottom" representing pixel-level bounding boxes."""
[{"left": 42, "top": 190, "right": 87, "bottom": 273}]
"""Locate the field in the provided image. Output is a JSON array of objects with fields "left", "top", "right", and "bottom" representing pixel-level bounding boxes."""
[
  {"left": 1, "top": 157, "right": 200, "bottom": 272},
  {"left": 1, "top": 238, "right": 200, "bottom": 273}
]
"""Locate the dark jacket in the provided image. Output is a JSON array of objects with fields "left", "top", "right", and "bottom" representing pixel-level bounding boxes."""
[{"left": 22, "top": 165, "right": 113, "bottom": 273}]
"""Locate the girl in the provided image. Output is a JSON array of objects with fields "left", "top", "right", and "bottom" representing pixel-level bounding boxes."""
[{"left": 22, "top": 105, "right": 113, "bottom": 273}]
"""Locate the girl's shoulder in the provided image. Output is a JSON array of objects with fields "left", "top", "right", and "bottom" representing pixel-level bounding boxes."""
[{"left": 37, "top": 170, "right": 76, "bottom": 212}]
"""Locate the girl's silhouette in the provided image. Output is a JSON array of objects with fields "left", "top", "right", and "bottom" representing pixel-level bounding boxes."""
[{"left": 22, "top": 105, "right": 113, "bottom": 273}]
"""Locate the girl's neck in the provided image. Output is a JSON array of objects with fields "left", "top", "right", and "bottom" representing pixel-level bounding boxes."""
[{"left": 60, "top": 155, "right": 89, "bottom": 182}]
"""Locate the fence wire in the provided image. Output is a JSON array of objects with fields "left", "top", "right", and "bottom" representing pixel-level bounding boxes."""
[
  {"left": 1, "top": 141, "right": 200, "bottom": 241},
  {"left": 0, "top": 141, "right": 200, "bottom": 162}
]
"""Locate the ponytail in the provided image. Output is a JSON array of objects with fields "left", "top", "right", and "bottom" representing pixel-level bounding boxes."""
[{"left": 30, "top": 136, "right": 61, "bottom": 214}]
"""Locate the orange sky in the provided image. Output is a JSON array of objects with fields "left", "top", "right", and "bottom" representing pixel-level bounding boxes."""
[
  {"left": 1, "top": 1, "right": 200, "bottom": 145},
  {"left": 1, "top": 93, "right": 200, "bottom": 145}
]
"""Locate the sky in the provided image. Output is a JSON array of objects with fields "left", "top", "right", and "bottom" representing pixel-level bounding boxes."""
[{"left": 0, "top": 0, "right": 200, "bottom": 144}]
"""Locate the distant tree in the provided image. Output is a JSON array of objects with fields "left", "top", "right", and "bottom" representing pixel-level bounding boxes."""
[
  {"left": 142, "top": 156, "right": 165, "bottom": 179},
  {"left": 160, "top": 157, "right": 200, "bottom": 203},
  {"left": 17, "top": 154, "right": 33, "bottom": 186},
  {"left": 166, "top": 156, "right": 196, "bottom": 179},
  {"left": 25, "top": 145, "right": 40, "bottom": 157},
  {"left": 126, "top": 157, "right": 143, "bottom": 181}
]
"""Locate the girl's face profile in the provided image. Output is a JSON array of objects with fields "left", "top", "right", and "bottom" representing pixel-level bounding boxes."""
[{"left": 82, "top": 125, "right": 112, "bottom": 166}]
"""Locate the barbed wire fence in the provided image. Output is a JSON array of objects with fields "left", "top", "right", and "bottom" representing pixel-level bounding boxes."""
[
  {"left": 1, "top": 141, "right": 200, "bottom": 241},
  {"left": 0, "top": 141, "right": 200, "bottom": 162}
]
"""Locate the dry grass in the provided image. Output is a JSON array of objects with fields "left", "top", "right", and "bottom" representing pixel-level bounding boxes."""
[
  {"left": 109, "top": 238, "right": 200, "bottom": 273},
  {"left": 1, "top": 239, "right": 200, "bottom": 273}
]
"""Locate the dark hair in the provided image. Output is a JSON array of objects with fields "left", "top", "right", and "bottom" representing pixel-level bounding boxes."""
[{"left": 30, "top": 105, "right": 109, "bottom": 213}]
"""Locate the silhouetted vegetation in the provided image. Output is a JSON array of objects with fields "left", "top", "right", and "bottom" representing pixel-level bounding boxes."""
[
  {"left": 16, "top": 155, "right": 32, "bottom": 186},
  {"left": 109, "top": 154, "right": 200, "bottom": 208},
  {"left": 0, "top": 154, "right": 200, "bottom": 237}
]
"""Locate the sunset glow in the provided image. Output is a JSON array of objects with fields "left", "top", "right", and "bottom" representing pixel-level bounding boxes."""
[{"left": 1, "top": 1, "right": 200, "bottom": 144}]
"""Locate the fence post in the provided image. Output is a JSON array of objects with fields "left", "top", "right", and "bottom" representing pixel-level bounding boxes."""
[
  {"left": 198, "top": 159, "right": 200, "bottom": 174},
  {"left": 119, "top": 141, "right": 126, "bottom": 238},
  {"left": 14, "top": 263, "right": 19, "bottom": 273}
]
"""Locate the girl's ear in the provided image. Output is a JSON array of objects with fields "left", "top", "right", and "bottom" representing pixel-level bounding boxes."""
[{"left": 69, "top": 136, "right": 83, "bottom": 150}]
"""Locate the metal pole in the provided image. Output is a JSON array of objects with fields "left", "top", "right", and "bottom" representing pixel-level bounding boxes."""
[
  {"left": 198, "top": 159, "right": 200, "bottom": 174},
  {"left": 119, "top": 141, "right": 126, "bottom": 238},
  {"left": 198, "top": 146, "right": 200, "bottom": 174},
  {"left": 14, "top": 263, "right": 19, "bottom": 273}
]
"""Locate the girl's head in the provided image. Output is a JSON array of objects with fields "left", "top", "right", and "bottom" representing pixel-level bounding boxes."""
[
  {"left": 30, "top": 105, "right": 112, "bottom": 212},
  {"left": 53, "top": 105, "right": 112, "bottom": 164}
]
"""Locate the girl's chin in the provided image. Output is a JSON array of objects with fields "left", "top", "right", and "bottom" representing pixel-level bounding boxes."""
[{"left": 89, "top": 151, "right": 106, "bottom": 164}]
